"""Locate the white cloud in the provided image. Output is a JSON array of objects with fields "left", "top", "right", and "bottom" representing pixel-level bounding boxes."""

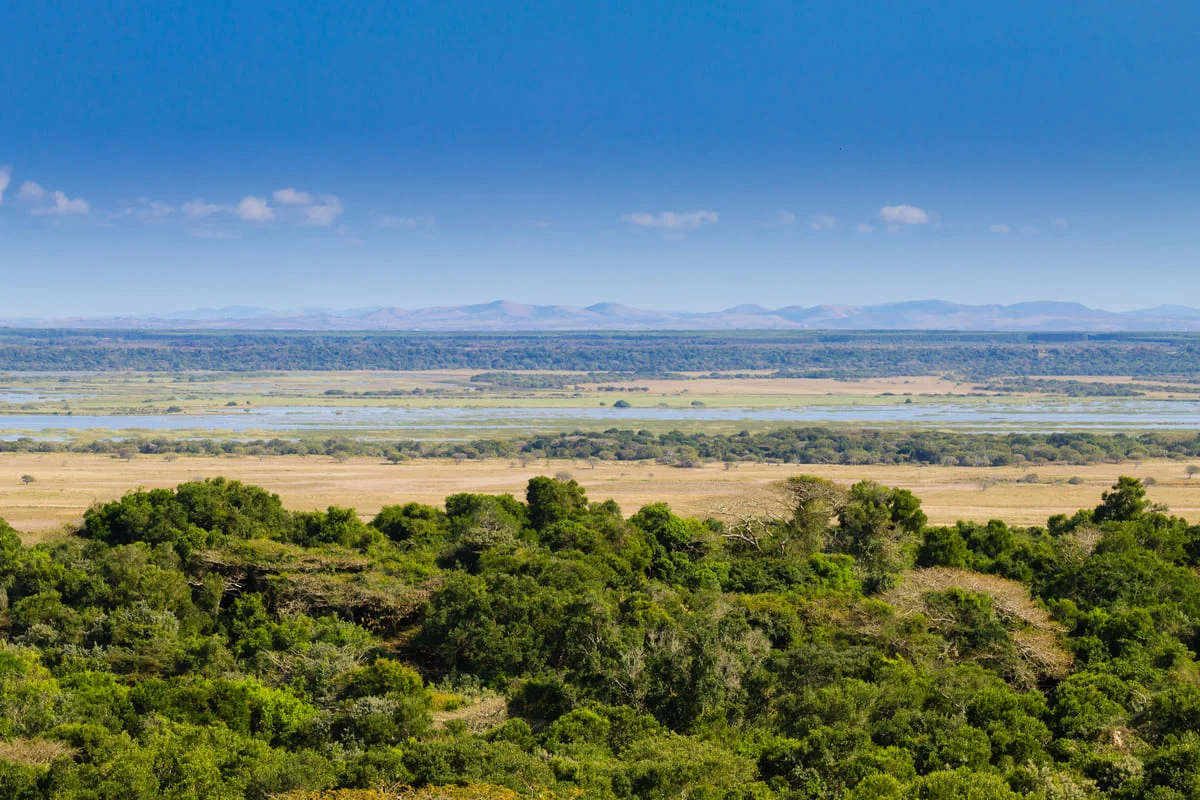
[
  {"left": 273, "top": 188, "right": 314, "bottom": 205},
  {"left": 880, "top": 204, "right": 931, "bottom": 225},
  {"left": 1051, "top": 217, "right": 1069, "bottom": 229},
  {"left": 31, "top": 191, "right": 90, "bottom": 216},
  {"left": 16, "top": 178, "right": 89, "bottom": 216},
  {"left": 18, "top": 181, "right": 46, "bottom": 202},
  {"left": 0, "top": 166, "right": 10, "bottom": 204},
  {"left": 236, "top": 196, "right": 274, "bottom": 222},
  {"left": 988, "top": 224, "right": 1011, "bottom": 233},
  {"left": 303, "top": 195, "right": 344, "bottom": 227},
  {"left": 529, "top": 220, "right": 550, "bottom": 230},
  {"left": 809, "top": 213, "right": 837, "bottom": 231},
  {"left": 182, "top": 200, "right": 229, "bottom": 218},
  {"left": 856, "top": 223, "right": 876, "bottom": 233},
  {"left": 370, "top": 212, "right": 436, "bottom": 230},
  {"left": 620, "top": 210, "right": 719, "bottom": 230},
  {"left": 777, "top": 210, "right": 797, "bottom": 227}
]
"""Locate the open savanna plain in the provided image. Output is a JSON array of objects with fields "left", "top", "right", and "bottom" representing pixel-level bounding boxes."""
[
  {"left": 5, "top": 451, "right": 1200, "bottom": 540},
  {"left": 6, "top": 370, "right": 1200, "bottom": 443}
]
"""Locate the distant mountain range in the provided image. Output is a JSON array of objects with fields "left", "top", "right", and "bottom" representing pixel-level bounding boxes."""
[{"left": 8, "top": 300, "right": 1200, "bottom": 332}]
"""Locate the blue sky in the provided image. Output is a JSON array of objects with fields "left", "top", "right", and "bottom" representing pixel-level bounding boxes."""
[{"left": 1, "top": 1, "right": 1198, "bottom": 316}]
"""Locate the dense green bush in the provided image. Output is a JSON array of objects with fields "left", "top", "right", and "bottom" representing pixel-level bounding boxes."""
[{"left": 0, "top": 475, "right": 1199, "bottom": 797}]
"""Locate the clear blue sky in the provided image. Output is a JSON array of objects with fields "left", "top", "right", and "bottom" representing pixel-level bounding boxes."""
[{"left": 1, "top": 1, "right": 1198, "bottom": 316}]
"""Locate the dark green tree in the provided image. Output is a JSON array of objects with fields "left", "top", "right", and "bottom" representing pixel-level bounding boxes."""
[
  {"left": 1094, "top": 476, "right": 1148, "bottom": 524},
  {"left": 525, "top": 476, "right": 589, "bottom": 531}
]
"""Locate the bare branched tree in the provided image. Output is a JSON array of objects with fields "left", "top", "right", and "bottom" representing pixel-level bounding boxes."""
[{"left": 707, "top": 475, "right": 848, "bottom": 559}]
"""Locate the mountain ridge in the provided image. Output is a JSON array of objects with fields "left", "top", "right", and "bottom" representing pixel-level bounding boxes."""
[{"left": 7, "top": 300, "right": 1200, "bottom": 332}]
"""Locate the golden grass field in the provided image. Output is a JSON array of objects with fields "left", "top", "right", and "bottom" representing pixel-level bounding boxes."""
[{"left": 4, "top": 452, "right": 1200, "bottom": 541}]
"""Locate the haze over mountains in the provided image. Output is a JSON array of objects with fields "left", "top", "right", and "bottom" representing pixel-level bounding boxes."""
[{"left": 8, "top": 300, "right": 1200, "bottom": 332}]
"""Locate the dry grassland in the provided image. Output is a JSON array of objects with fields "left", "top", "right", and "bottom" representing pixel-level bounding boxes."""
[{"left": 4, "top": 453, "right": 1200, "bottom": 541}]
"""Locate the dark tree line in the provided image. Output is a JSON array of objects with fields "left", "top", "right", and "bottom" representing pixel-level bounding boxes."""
[
  {"left": 6, "top": 427, "right": 1200, "bottom": 467},
  {"left": 4, "top": 329, "right": 1200, "bottom": 377}
]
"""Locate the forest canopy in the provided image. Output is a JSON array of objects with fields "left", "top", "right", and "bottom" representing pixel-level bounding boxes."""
[{"left": 1, "top": 475, "right": 1200, "bottom": 798}]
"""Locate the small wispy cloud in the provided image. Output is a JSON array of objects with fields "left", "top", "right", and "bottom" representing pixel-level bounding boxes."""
[
  {"left": 370, "top": 212, "right": 436, "bottom": 230},
  {"left": 303, "top": 195, "right": 344, "bottom": 227},
  {"left": 236, "top": 196, "right": 274, "bottom": 222},
  {"left": 186, "top": 192, "right": 345, "bottom": 226},
  {"left": 182, "top": 200, "right": 228, "bottom": 218},
  {"left": 188, "top": 227, "right": 237, "bottom": 240},
  {"left": 809, "top": 213, "right": 837, "bottom": 231},
  {"left": 273, "top": 188, "right": 314, "bottom": 205},
  {"left": 18, "top": 181, "right": 46, "bottom": 202},
  {"left": 1051, "top": 217, "right": 1069, "bottom": 229},
  {"left": 31, "top": 191, "right": 90, "bottom": 216},
  {"left": 143, "top": 200, "right": 174, "bottom": 217},
  {"left": 880, "top": 204, "right": 931, "bottom": 225},
  {"left": 777, "top": 210, "right": 797, "bottom": 227},
  {"left": 111, "top": 199, "right": 175, "bottom": 222},
  {"left": 621, "top": 210, "right": 719, "bottom": 230},
  {"left": 0, "top": 166, "right": 10, "bottom": 205},
  {"left": 856, "top": 223, "right": 876, "bottom": 234},
  {"left": 988, "top": 224, "right": 1011, "bottom": 234},
  {"left": 529, "top": 220, "right": 551, "bottom": 230}
]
